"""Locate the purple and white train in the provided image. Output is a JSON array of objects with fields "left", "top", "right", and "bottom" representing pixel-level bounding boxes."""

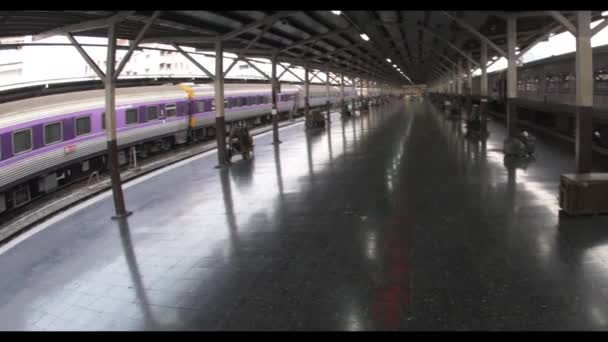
[{"left": 0, "top": 82, "right": 367, "bottom": 215}]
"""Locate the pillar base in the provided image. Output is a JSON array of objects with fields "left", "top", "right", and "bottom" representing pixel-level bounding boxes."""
[
  {"left": 111, "top": 211, "right": 133, "bottom": 220},
  {"left": 214, "top": 163, "right": 231, "bottom": 169},
  {"left": 575, "top": 105, "right": 593, "bottom": 173},
  {"left": 480, "top": 98, "right": 488, "bottom": 133},
  {"left": 215, "top": 116, "right": 229, "bottom": 167},
  {"left": 506, "top": 98, "right": 517, "bottom": 136}
]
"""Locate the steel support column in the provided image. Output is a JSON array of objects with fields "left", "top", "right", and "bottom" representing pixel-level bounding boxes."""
[
  {"left": 105, "top": 23, "right": 131, "bottom": 219},
  {"left": 351, "top": 76, "right": 356, "bottom": 114},
  {"left": 326, "top": 71, "right": 331, "bottom": 122},
  {"left": 304, "top": 65, "right": 311, "bottom": 125},
  {"left": 575, "top": 11, "right": 593, "bottom": 173},
  {"left": 457, "top": 60, "right": 463, "bottom": 96},
  {"left": 466, "top": 53, "right": 473, "bottom": 117},
  {"left": 340, "top": 74, "right": 346, "bottom": 115},
  {"left": 271, "top": 54, "right": 281, "bottom": 144},
  {"left": 480, "top": 41, "right": 489, "bottom": 132},
  {"left": 506, "top": 15, "right": 518, "bottom": 136},
  {"left": 214, "top": 41, "right": 229, "bottom": 167}
]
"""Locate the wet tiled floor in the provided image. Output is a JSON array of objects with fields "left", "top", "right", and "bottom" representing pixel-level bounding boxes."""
[{"left": 2, "top": 99, "right": 608, "bottom": 330}]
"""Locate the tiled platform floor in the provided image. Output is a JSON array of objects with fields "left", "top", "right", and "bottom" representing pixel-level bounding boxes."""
[{"left": 2, "top": 99, "right": 608, "bottom": 330}]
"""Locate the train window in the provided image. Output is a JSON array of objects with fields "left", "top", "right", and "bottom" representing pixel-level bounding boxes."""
[
  {"left": 211, "top": 100, "right": 215, "bottom": 111},
  {"left": 126, "top": 108, "right": 139, "bottom": 125},
  {"left": 224, "top": 99, "right": 229, "bottom": 108},
  {"left": 165, "top": 104, "right": 176, "bottom": 117},
  {"left": 101, "top": 113, "right": 105, "bottom": 130},
  {"left": 44, "top": 122, "right": 62, "bottom": 145},
  {"left": 75, "top": 116, "right": 91, "bottom": 136},
  {"left": 596, "top": 70, "right": 608, "bottom": 81},
  {"left": 147, "top": 106, "right": 159, "bottom": 121},
  {"left": 257, "top": 96, "right": 264, "bottom": 104},
  {"left": 196, "top": 101, "right": 206, "bottom": 113},
  {"left": 13, "top": 128, "right": 32, "bottom": 154},
  {"left": 561, "top": 74, "right": 575, "bottom": 93},
  {"left": 517, "top": 80, "right": 524, "bottom": 92},
  {"left": 595, "top": 69, "right": 608, "bottom": 93},
  {"left": 546, "top": 75, "right": 560, "bottom": 93}
]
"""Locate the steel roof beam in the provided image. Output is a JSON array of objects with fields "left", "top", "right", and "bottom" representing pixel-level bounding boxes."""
[
  {"left": 66, "top": 33, "right": 105, "bottom": 79},
  {"left": 242, "top": 17, "right": 280, "bottom": 52},
  {"left": 280, "top": 63, "right": 304, "bottom": 82},
  {"left": 172, "top": 43, "right": 215, "bottom": 80},
  {"left": 592, "top": 19, "right": 608, "bottom": 37},
  {"left": 548, "top": 11, "right": 577, "bottom": 36},
  {"left": 515, "top": 14, "right": 574, "bottom": 58},
  {"left": 140, "top": 35, "right": 218, "bottom": 44},
  {"left": 237, "top": 55, "right": 271, "bottom": 80},
  {"left": 441, "top": 11, "right": 507, "bottom": 58},
  {"left": 33, "top": 11, "right": 135, "bottom": 41},
  {"left": 113, "top": 11, "right": 161, "bottom": 81},
  {"left": 278, "top": 28, "right": 352, "bottom": 53},
  {"left": 421, "top": 26, "right": 480, "bottom": 67},
  {"left": 222, "top": 57, "right": 239, "bottom": 78},
  {"left": 220, "top": 11, "right": 296, "bottom": 41}
]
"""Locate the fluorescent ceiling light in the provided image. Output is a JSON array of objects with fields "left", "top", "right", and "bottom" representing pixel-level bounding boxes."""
[
  {"left": 331, "top": 11, "right": 341, "bottom": 15},
  {"left": 492, "top": 56, "right": 498, "bottom": 60},
  {"left": 360, "top": 33, "right": 370, "bottom": 41},
  {"left": 392, "top": 64, "right": 397, "bottom": 67},
  {"left": 386, "top": 58, "right": 392, "bottom": 63}
]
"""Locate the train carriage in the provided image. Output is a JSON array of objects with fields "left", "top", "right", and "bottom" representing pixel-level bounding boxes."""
[{"left": 0, "top": 82, "right": 366, "bottom": 214}]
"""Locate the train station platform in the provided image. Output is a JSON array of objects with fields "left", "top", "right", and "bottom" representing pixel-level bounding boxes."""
[{"left": 2, "top": 99, "right": 608, "bottom": 331}]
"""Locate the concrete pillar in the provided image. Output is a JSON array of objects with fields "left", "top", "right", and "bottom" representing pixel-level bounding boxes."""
[
  {"left": 506, "top": 15, "right": 518, "bottom": 136},
  {"left": 304, "top": 65, "right": 310, "bottom": 123},
  {"left": 480, "top": 40, "right": 488, "bottom": 132},
  {"left": 466, "top": 54, "right": 473, "bottom": 117},
  {"left": 340, "top": 74, "right": 346, "bottom": 114},
  {"left": 214, "top": 41, "right": 229, "bottom": 166},
  {"left": 271, "top": 54, "right": 281, "bottom": 144},
  {"left": 105, "top": 22, "right": 131, "bottom": 219},
  {"left": 326, "top": 71, "right": 331, "bottom": 123},
  {"left": 457, "top": 60, "right": 463, "bottom": 96},
  {"left": 575, "top": 11, "right": 593, "bottom": 173},
  {"left": 351, "top": 76, "right": 356, "bottom": 114}
]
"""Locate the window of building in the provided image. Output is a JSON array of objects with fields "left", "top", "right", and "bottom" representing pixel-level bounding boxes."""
[
  {"left": 44, "top": 122, "right": 62, "bottom": 145},
  {"left": 13, "top": 128, "right": 32, "bottom": 154},
  {"left": 126, "top": 108, "right": 139, "bottom": 125},
  {"left": 75, "top": 116, "right": 91, "bottom": 136},
  {"left": 165, "top": 104, "right": 176, "bottom": 117},
  {"left": 147, "top": 106, "right": 159, "bottom": 121}
]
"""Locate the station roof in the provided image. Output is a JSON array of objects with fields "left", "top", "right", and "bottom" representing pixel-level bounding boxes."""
[{"left": 0, "top": 11, "right": 605, "bottom": 85}]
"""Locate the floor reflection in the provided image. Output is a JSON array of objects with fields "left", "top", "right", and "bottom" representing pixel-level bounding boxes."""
[{"left": 116, "top": 218, "right": 157, "bottom": 328}]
